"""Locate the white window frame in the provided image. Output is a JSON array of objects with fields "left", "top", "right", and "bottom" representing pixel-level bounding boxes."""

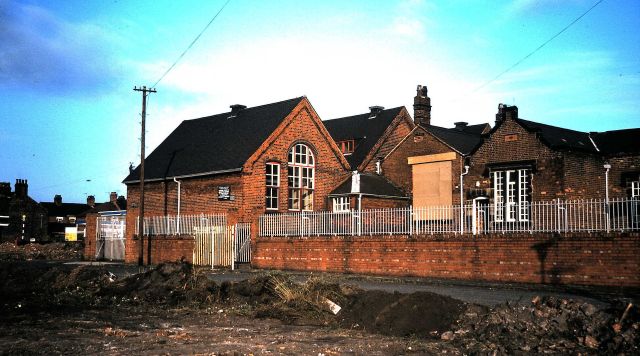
[
  {"left": 493, "top": 171, "right": 504, "bottom": 222},
  {"left": 288, "top": 143, "right": 315, "bottom": 211},
  {"left": 493, "top": 169, "right": 530, "bottom": 223},
  {"left": 266, "top": 163, "right": 280, "bottom": 210},
  {"left": 332, "top": 197, "right": 350, "bottom": 212},
  {"left": 632, "top": 181, "right": 639, "bottom": 199}
]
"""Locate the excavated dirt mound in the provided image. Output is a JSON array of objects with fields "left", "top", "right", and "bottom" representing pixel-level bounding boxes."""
[
  {"left": 338, "top": 290, "right": 468, "bottom": 337},
  {"left": 0, "top": 242, "right": 83, "bottom": 261},
  {"left": 97, "top": 262, "right": 219, "bottom": 306},
  {"left": 221, "top": 274, "right": 466, "bottom": 337}
]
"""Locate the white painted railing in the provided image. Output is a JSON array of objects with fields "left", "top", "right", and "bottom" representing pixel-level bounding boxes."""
[
  {"left": 135, "top": 213, "right": 227, "bottom": 236},
  {"left": 259, "top": 198, "right": 640, "bottom": 237}
]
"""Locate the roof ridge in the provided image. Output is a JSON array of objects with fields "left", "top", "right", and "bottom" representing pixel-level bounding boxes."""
[
  {"left": 324, "top": 106, "right": 404, "bottom": 122},
  {"left": 516, "top": 118, "right": 589, "bottom": 135},
  {"left": 186, "top": 96, "right": 305, "bottom": 122}
]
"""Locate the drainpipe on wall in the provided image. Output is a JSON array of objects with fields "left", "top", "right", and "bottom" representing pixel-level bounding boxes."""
[
  {"left": 173, "top": 177, "right": 181, "bottom": 234},
  {"left": 604, "top": 163, "right": 611, "bottom": 233},
  {"left": 460, "top": 164, "right": 470, "bottom": 234}
]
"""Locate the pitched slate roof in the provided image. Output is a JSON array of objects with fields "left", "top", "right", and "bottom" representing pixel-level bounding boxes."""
[
  {"left": 324, "top": 107, "right": 404, "bottom": 170},
  {"left": 515, "top": 118, "right": 598, "bottom": 153},
  {"left": 123, "top": 97, "right": 304, "bottom": 183},
  {"left": 423, "top": 124, "right": 484, "bottom": 155},
  {"left": 329, "top": 173, "right": 407, "bottom": 198},
  {"left": 591, "top": 128, "right": 640, "bottom": 155}
]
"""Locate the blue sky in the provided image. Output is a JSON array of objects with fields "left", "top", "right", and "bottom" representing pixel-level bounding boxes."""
[{"left": 1, "top": 0, "right": 639, "bottom": 203}]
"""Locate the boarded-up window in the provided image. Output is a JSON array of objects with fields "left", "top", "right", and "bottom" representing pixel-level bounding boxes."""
[{"left": 412, "top": 160, "right": 452, "bottom": 208}]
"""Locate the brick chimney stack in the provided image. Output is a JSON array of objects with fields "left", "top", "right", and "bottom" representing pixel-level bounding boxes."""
[
  {"left": 413, "top": 85, "right": 431, "bottom": 126},
  {"left": 15, "top": 179, "right": 28, "bottom": 199},
  {"left": 54, "top": 194, "right": 62, "bottom": 206},
  {"left": 87, "top": 195, "right": 95, "bottom": 207},
  {"left": 110, "top": 192, "right": 117, "bottom": 204},
  {"left": 495, "top": 104, "right": 518, "bottom": 125}
]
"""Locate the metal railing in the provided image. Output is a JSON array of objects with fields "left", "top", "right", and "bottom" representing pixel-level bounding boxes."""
[
  {"left": 259, "top": 198, "right": 640, "bottom": 237},
  {"left": 135, "top": 213, "right": 227, "bottom": 236}
]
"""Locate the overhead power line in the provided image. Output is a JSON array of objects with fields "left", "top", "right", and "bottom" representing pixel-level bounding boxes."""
[
  {"left": 152, "top": 0, "right": 232, "bottom": 88},
  {"left": 472, "top": 0, "right": 606, "bottom": 93}
]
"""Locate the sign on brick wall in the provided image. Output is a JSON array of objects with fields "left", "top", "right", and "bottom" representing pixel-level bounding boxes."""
[{"left": 218, "top": 186, "right": 231, "bottom": 200}]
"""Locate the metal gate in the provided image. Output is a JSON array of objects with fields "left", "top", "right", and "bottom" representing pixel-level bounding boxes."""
[
  {"left": 96, "top": 212, "right": 126, "bottom": 261},
  {"left": 235, "top": 223, "right": 251, "bottom": 263},
  {"left": 193, "top": 223, "right": 251, "bottom": 268}
]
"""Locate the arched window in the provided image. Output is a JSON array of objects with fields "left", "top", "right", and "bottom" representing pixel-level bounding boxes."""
[{"left": 288, "top": 143, "right": 315, "bottom": 211}]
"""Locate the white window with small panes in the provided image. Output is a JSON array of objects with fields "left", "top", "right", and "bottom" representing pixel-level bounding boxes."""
[
  {"left": 493, "top": 168, "right": 530, "bottom": 222},
  {"left": 332, "top": 197, "right": 350, "bottom": 212},
  {"left": 265, "top": 163, "right": 280, "bottom": 210}
]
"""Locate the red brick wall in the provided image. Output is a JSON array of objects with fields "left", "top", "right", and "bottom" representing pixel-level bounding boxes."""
[
  {"left": 382, "top": 126, "right": 464, "bottom": 204},
  {"left": 127, "top": 237, "right": 195, "bottom": 264},
  {"left": 253, "top": 233, "right": 640, "bottom": 287},
  {"left": 84, "top": 213, "right": 97, "bottom": 260},
  {"left": 607, "top": 154, "right": 640, "bottom": 198},
  {"left": 239, "top": 102, "right": 349, "bottom": 220},
  {"left": 360, "top": 196, "right": 408, "bottom": 209}
]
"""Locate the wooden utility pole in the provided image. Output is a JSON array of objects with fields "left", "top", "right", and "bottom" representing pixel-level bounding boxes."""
[{"left": 133, "top": 86, "right": 156, "bottom": 266}]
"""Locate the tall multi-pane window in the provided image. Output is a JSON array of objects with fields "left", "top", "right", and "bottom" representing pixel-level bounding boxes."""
[
  {"left": 632, "top": 181, "right": 639, "bottom": 199},
  {"left": 265, "top": 163, "right": 280, "bottom": 210},
  {"left": 493, "top": 169, "right": 530, "bottom": 222},
  {"left": 288, "top": 143, "right": 315, "bottom": 211}
]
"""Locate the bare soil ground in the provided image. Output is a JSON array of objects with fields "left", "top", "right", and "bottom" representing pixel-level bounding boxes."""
[{"left": 0, "top": 243, "right": 638, "bottom": 355}]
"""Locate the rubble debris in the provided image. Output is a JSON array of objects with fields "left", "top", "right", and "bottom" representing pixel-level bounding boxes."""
[
  {"left": 445, "top": 296, "right": 639, "bottom": 354},
  {"left": 0, "top": 241, "right": 83, "bottom": 261}
]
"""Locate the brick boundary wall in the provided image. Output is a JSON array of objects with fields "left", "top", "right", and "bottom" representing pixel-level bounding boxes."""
[
  {"left": 252, "top": 233, "right": 640, "bottom": 287},
  {"left": 125, "top": 236, "right": 195, "bottom": 264}
]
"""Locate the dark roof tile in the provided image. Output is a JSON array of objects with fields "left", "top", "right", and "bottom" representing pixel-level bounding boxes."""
[
  {"left": 592, "top": 128, "right": 640, "bottom": 155},
  {"left": 423, "top": 125, "right": 483, "bottom": 155}
]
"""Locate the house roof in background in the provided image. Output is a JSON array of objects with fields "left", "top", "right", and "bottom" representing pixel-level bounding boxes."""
[
  {"left": 324, "top": 107, "right": 404, "bottom": 170},
  {"left": 123, "top": 97, "right": 305, "bottom": 183},
  {"left": 329, "top": 172, "right": 407, "bottom": 198},
  {"left": 40, "top": 202, "right": 90, "bottom": 217}
]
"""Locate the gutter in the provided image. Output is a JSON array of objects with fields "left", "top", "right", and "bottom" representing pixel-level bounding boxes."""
[{"left": 124, "top": 168, "right": 242, "bottom": 184}]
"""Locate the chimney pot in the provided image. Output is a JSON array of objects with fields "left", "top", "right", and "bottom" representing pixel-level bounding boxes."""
[
  {"left": 229, "top": 104, "right": 246, "bottom": 117},
  {"left": 110, "top": 192, "right": 117, "bottom": 203},
  {"left": 14, "top": 179, "right": 28, "bottom": 199},
  {"left": 368, "top": 106, "right": 384, "bottom": 118},
  {"left": 454, "top": 122, "right": 468, "bottom": 130},
  {"left": 54, "top": 194, "right": 62, "bottom": 205},
  {"left": 87, "top": 195, "right": 95, "bottom": 207}
]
